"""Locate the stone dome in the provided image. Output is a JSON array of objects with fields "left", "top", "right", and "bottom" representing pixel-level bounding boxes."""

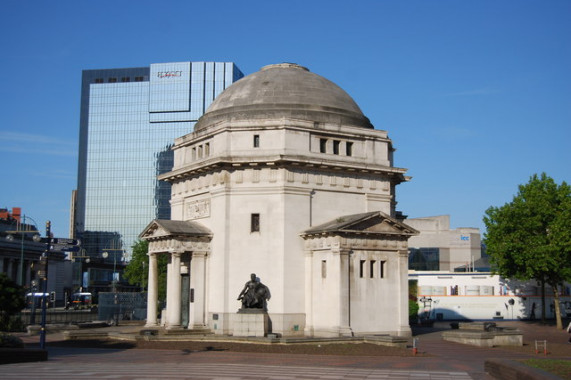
[{"left": 194, "top": 63, "right": 373, "bottom": 131}]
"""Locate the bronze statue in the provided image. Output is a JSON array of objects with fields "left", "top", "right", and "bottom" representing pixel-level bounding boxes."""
[{"left": 237, "top": 273, "right": 271, "bottom": 310}]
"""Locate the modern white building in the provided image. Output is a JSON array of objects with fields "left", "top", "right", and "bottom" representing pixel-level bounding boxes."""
[
  {"left": 410, "top": 271, "right": 571, "bottom": 321},
  {"left": 141, "top": 63, "right": 417, "bottom": 337}
]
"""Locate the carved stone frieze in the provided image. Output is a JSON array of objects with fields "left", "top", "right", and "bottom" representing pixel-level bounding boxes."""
[
  {"left": 303, "top": 234, "right": 407, "bottom": 252},
  {"left": 171, "top": 166, "right": 393, "bottom": 201},
  {"left": 148, "top": 237, "right": 211, "bottom": 255},
  {"left": 185, "top": 199, "right": 211, "bottom": 220}
]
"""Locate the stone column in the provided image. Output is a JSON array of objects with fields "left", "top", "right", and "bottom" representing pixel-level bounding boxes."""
[
  {"left": 397, "top": 249, "right": 412, "bottom": 337},
  {"left": 337, "top": 247, "right": 353, "bottom": 337},
  {"left": 145, "top": 252, "right": 159, "bottom": 327},
  {"left": 166, "top": 252, "right": 182, "bottom": 329},
  {"left": 303, "top": 249, "right": 314, "bottom": 336},
  {"left": 189, "top": 251, "right": 207, "bottom": 329}
]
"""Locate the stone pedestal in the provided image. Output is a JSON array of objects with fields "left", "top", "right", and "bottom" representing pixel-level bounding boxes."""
[{"left": 232, "top": 310, "right": 269, "bottom": 337}]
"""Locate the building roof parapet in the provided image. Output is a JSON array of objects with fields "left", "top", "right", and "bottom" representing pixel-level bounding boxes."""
[{"left": 176, "top": 117, "right": 390, "bottom": 148}]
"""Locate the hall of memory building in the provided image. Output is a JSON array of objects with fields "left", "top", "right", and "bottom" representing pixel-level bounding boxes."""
[{"left": 141, "top": 63, "right": 418, "bottom": 338}]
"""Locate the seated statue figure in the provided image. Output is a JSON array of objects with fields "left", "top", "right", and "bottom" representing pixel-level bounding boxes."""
[{"left": 237, "top": 273, "right": 271, "bottom": 310}]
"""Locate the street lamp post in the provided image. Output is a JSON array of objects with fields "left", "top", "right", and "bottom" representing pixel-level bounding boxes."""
[
  {"left": 39, "top": 221, "right": 51, "bottom": 350},
  {"left": 30, "top": 279, "right": 38, "bottom": 325},
  {"left": 419, "top": 296, "right": 433, "bottom": 322}
]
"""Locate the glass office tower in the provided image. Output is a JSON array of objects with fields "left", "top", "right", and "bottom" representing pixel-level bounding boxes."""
[{"left": 75, "top": 62, "right": 243, "bottom": 260}]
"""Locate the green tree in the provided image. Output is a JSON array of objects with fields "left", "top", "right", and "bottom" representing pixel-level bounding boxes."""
[
  {"left": 0, "top": 273, "right": 26, "bottom": 331},
  {"left": 124, "top": 240, "right": 168, "bottom": 302},
  {"left": 483, "top": 173, "right": 571, "bottom": 329}
]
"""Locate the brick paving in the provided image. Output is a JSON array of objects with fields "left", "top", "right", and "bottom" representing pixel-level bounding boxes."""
[{"left": 3, "top": 320, "right": 570, "bottom": 379}]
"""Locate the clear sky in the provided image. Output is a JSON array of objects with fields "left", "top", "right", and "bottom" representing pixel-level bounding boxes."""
[{"left": 1, "top": 0, "right": 569, "bottom": 239}]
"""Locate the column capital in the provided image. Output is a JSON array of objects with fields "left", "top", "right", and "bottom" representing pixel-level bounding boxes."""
[
  {"left": 170, "top": 250, "right": 183, "bottom": 258},
  {"left": 192, "top": 251, "right": 208, "bottom": 258},
  {"left": 332, "top": 248, "right": 352, "bottom": 256}
]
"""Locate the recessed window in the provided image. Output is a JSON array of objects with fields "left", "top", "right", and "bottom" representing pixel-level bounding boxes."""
[
  {"left": 253, "top": 135, "right": 260, "bottom": 148},
  {"left": 94, "top": 78, "right": 104, "bottom": 84},
  {"left": 319, "top": 138, "right": 327, "bottom": 153},
  {"left": 192, "top": 147, "right": 196, "bottom": 160},
  {"left": 333, "top": 140, "right": 340, "bottom": 155},
  {"left": 370, "top": 260, "right": 376, "bottom": 278},
  {"left": 135, "top": 76, "right": 144, "bottom": 82},
  {"left": 321, "top": 260, "right": 327, "bottom": 278},
  {"left": 121, "top": 77, "right": 130, "bottom": 82},
  {"left": 204, "top": 143, "right": 210, "bottom": 156},
  {"left": 198, "top": 145, "right": 203, "bottom": 158},
  {"left": 380, "top": 260, "right": 386, "bottom": 278},
  {"left": 359, "top": 260, "right": 366, "bottom": 278},
  {"left": 251, "top": 213, "right": 260, "bottom": 232},
  {"left": 108, "top": 77, "right": 117, "bottom": 83},
  {"left": 346, "top": 142, "right": 353, "bottom": 156}
]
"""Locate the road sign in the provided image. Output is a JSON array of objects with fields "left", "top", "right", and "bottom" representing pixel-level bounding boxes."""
[
  {"left": 51, "top": 238, "right": 80, "bottom": 245},
  {"left": 41, "top": 237, "right": 80, "bottom": 245},
  {"left": 50, "top": 244, "right": 80, "bottom": 252}
]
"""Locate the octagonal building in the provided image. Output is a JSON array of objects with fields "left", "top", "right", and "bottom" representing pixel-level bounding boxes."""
[{"left": 141, "top": 63, "right": 417, "bottom": 337}]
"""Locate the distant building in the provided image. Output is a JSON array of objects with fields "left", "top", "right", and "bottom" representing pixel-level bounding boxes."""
[
  {"left": 0, "top": 207, "right": 69, "bottom": 305},
  {"left": 74, "top": 61, "right": 244, "bottom": 261},
  {"left": 406, "top": 215, "right": 486, "bottom": 272}
]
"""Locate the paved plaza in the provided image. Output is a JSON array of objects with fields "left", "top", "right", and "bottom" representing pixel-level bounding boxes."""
[
  {"left": 2, "top": 321, "right": 570, "bottom": 379},
  {"left": 2, "top": 359, "right": 474, "bottom": 380}
]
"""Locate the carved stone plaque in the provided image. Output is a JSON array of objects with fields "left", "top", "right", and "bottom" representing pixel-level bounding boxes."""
[{"left": 186, "top": 199, "right": 210, "bottom": 220}]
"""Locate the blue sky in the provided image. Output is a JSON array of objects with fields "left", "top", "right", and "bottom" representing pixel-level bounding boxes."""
[{"left": 1, "top": 0, "right": 569, "bottom": 239}]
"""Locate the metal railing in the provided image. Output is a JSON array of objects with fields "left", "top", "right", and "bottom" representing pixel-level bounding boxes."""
[{"left": 18, "top": 308, "right": 98, "bottom": 325}]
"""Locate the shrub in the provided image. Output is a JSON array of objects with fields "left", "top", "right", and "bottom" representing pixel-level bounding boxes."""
[
  {"left": 409, "top": 299, "right": 419, "bottom": 323},
  {"left": 0, "top": 274, "right": 25, "bottom": 331},
  {"left": 0, "top": 332, "right": 24, "bottom": 348}
]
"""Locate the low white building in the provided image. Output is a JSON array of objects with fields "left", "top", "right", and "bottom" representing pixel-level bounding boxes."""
[{"left": 410, "top": 271, "right": 571, "bottom": 321}]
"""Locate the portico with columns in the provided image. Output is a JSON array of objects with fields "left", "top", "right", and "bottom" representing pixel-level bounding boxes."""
[
  {"left": 140, "top": 219, "right": 211, "bottom": 329},
  {"left": 301, "top": 211, "right": 417, "bottom": 337}
]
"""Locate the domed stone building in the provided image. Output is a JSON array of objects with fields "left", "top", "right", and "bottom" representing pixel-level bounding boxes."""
[{"left": 141, "top": 63, "right": 418, "bottom": 337}]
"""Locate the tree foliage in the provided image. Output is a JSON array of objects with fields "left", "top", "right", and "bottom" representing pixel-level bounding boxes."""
[
  {"left": 124, "top": 240, "right": 168, "bottom": 302},
  {"left": 0, "top": 273, "right": 26, "bottom": 330},
  {"left": 483, "top": 173, "right": 571, "bottom": 328}
]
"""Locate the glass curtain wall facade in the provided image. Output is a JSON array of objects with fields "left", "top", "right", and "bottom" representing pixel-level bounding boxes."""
[
  {"left": 75, "top": 62, "right": 243, "bottom": 260},
  {"left": 408, "top": 248, "right": 440, "bottom": 271}
]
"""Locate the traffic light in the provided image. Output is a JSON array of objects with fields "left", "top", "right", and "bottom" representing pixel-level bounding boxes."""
[{"left": 50, "top": 291, "right": 56, "bottom": 303}]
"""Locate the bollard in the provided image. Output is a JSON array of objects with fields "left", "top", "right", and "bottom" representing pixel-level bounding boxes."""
[
  {"left": 412, "top": 338, "right": 418, "bottom": 355},
  {"left": 534, "top": 340, "right": 547, "bottom": 355}
]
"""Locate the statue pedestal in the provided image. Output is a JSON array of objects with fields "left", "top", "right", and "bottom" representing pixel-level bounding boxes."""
[{"left": 232, "top": 309, "right": 269, "bottom": 337}]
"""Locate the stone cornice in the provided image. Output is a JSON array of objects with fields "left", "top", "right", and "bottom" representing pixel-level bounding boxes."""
[{"left": 160, "top": 156, "right": 408, "bottom": 183}]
